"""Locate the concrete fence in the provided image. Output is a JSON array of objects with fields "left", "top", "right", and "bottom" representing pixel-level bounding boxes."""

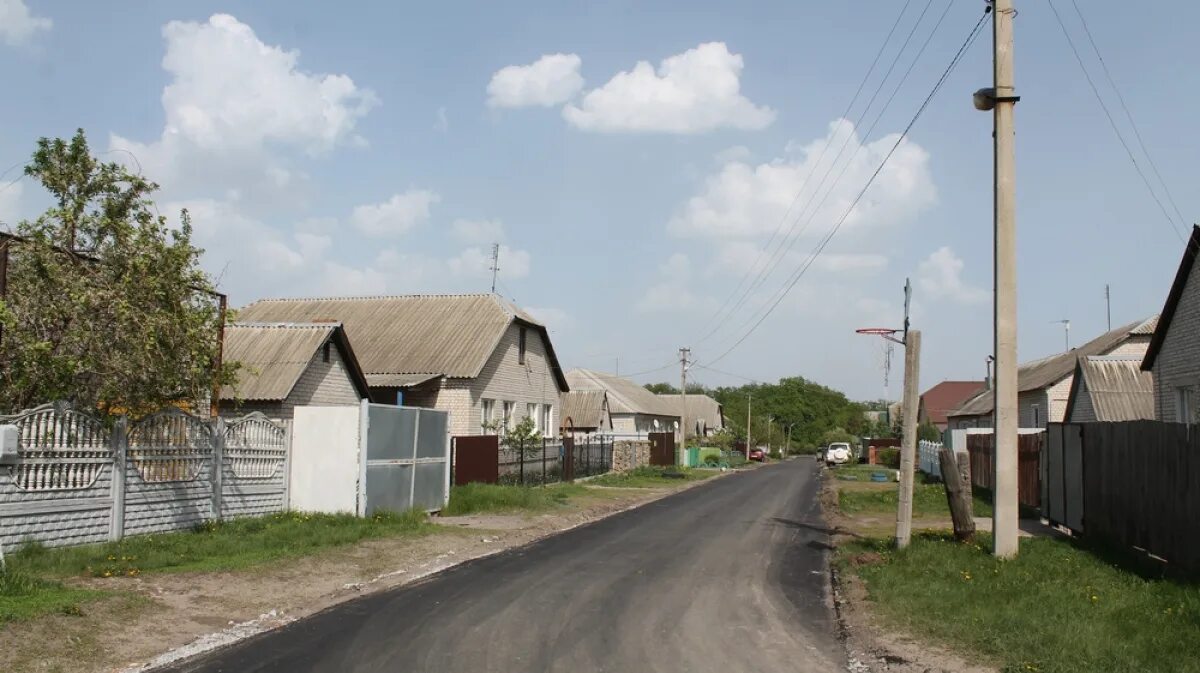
[
  {"left": 917, "top": 440, "right": 944, "bottom": 478},
  {"left": 0, "top": 403, "right": 289, "bottom": 551}
]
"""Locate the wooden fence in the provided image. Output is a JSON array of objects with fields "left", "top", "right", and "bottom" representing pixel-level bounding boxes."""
[
  {"left": 1045, "top": 421, "right": 1200, "bottom": 572},
  {"left": 966, "top": 432, "right": 1043, "bottom": 509}
]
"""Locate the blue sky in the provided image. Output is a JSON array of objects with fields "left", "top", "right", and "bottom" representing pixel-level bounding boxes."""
[{"left": 1, "top": 0, "right": 1197, "bottom": 401}]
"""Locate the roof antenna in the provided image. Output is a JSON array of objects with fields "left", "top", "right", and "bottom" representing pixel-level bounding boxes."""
[
  {"left": 1051, "top": 319, "right": 1070, "bottom": 352},
  {"left": 489, "top": 243, "right": 500, "bottom": 294}
]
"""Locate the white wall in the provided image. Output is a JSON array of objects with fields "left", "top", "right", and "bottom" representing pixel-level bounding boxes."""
[{"left": 290, "top": 406, "right": 361, "bottom": 514}]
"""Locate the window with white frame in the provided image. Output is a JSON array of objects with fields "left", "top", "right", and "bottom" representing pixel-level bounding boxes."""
[
  {"left": 1031, "top": 404, "right": 1041, "bottom": 428},
  {"left": 527, "top": 403, "right": 539, "bottom": 432},
  {"left": 1176, "top": 387, "right": 1193, "bottom": 424},
  {"left": 541, "top": 404, "right": 552, "bottom": 436},
  {"left": 503, "top": 401, "right": 515, "bottom": 432},
  {"left": 481, "top": 399, "right": 495, "bottom": 434}
]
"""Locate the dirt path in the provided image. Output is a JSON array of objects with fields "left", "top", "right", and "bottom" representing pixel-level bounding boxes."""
[{"left": 0, "top": 480, "right": 727, "bottom": 673}]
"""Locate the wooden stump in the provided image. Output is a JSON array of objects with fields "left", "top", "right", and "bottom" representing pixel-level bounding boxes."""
[{"left": 939, "top": 446, "right": 976, "bottom": 542}]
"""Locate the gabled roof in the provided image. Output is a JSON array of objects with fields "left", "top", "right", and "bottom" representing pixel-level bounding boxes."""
[
  {"left": 656, "top": 394, "right": 725, "bottom": 429},
  {"left": 565, "top": 369, "right": 679, "bottom": 417},
  {"left": 235, "top": 294, "right": 568, "bottom": 391},
  {"left": 220, "top": 322, "right": 371, "bottom": 402},
  {"left": 1143, "top": 225, "right": 1200, "bottom": 371},
  {"left": 950, "top": 317, "right": 1154, "bottom": 418},
  {"left": 1064, "top": 355, "right": 1154, "bottom": 422},
  {"left": 560, "top": 390, "right": 609, "bottom": 430},
  {"left": 919, "top": 381, "right": 985, "bottom": 426}
]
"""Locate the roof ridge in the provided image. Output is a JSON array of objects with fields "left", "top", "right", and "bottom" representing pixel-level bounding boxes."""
[
  {"left": 247, "top": 293, "right": 496, "bottom": 305},
  {"left": 229, "top": 321, "right": 341, "bottom": 329}
]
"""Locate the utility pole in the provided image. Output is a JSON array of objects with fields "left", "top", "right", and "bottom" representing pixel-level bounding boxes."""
[
  {"left": 767, "top": 416, "right": 774, "bottom": 453},
  {"left": 785, "top": 424, "right": 792, "bottom": 456},
  {"left": 896, "top": 330, "right": 921, "bottom": 548},
  {"left": 746, "top": 393, "right": 752, "bottom": 458},
  {"left": 489, "top": 243, "right": 500, "bottom": 294},
  {"left": 1105, "top": 284, "right": 1111, "bottom": 331},
  {"left": 679, "top": 347, "right": 690, "bottom": 465},
  {"left": 985, "top": 0, "right": 1020, "bottom": 559}
]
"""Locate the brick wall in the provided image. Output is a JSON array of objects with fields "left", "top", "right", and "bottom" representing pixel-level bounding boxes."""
[
  {"left": 1153, "top": 269, "right": 1200, "bottom": 421},
  {"left": 221, "top": 340, "right": 362, "bottom": 422}
]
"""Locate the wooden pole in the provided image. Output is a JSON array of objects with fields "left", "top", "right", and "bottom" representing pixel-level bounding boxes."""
[
  {"left": 896, "top": 329, "right": 921, "bottom": 548},
  {"left": 939, "top": 446, "right": 976, "bottom": 542}
]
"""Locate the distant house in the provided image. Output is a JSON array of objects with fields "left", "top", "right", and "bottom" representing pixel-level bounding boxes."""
[
  {"left": 560, "top": 390, "right": 613, "bottom": 437},
  {"left": 236, "top": 294, "right": 569, "bottom": 437},
  {"left": 948, "top": 316, "right": 1157, "bottom": 430},
  {"left": 1142, "top": 225, "right": 1200, "bottom": 422},
  {"left": 219, "top": 322, "right": 372, "bottom": 421},
  {"left": 1064, "top": 356, "right": 1154, "bottom": 423},
  {"left": 657, "top": 394, "right": 725, "bottom": 437},
  {"left": 564, "top": 369, "right": 680, "bottom": 436},
  {"left": 918, "top": 381, "right": 985, "bottom": 431}
]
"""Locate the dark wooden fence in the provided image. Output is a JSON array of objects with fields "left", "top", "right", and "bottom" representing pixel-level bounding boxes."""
[
  {"left": 966, "top": 432, "right": 1043, "bottom": 509},
  {"left": 1046, "top": 421, "right": 1200, "bottom": 572}
]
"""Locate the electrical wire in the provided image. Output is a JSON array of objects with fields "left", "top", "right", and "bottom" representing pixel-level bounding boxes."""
[
  {"left": 1048, "top": 0, "right": 1185, "bottom": 242},
  {"left": 703, "top": 7, "right": 992, "bottom": 367},
  {"left": 691, "top": 362, "right": 764, "bottom": 384}
]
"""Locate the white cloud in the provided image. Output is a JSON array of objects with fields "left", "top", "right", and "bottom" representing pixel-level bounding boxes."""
[
  {"left": 448, "top": 244, "right": 530, "bottom": 280},
  {"left": 563, "top": 42, "right": 774, "bottom": 134},
  {"left": 714, "top": 145, "right": 751, "bottom": 164},
  {"left": 487, "top": 53, "right": 584, "bottom": 108},
  {"left": 451, "top": 218, "right": 505, "bottom": 244},
  {"left": 0, "top": 0, "right": 52, "bottom": 47},
  {"left": 0, "top": 181, "right": 23, "bottom": 225},
  {"left": 350, "top": 190, "right": 439, "bottom": 237},
  {"left": 637, "top": 252, "right": 707, "bottom": 313},
  {"left": 523, "top": 306, "right": 572, "bottom": 331},
  {"left": 917, "top": 246, "right": 987, "bottom": 304},
  {"left": 109, "top": 14, "right": 377, "bottom": 201},
  {"left": 815, "top": 253, "right": 889, "bottom": 273},
  {"left": 670, "top": 119, "right": 935, "bottom": 239}
]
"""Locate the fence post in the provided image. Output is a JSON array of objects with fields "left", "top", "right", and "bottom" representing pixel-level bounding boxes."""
[
  {"left": 282, "top": 419, "right": 293, "bottom": 511},
  {"left": 211, "top": 417, "right": 225, "bottom": 521},
  {"left": 519, "top": 437, "right": 525, "bottom": 485},
  {"left": 541, "top": 436, "right": 547, "bottom": 487},
  {"left": 109, "top": 416, "right": 128, "bottom": 542}
]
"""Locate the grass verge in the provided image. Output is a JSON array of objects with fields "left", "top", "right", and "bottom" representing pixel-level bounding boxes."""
[
  {"left": 839, "top": 532, "right": 1200, "bottom": 673},
  {"left": 7, "top": 509, "right": 432, "bottom": 578},
  {"left": 587, "top": 466, "right": 718, "bottom": 488},
  {"left": 835, "top": 467, "right": 993, "bottom": 519},
  {"left": 442, "top": 482, "right": 589, "bottom": 515},
  {"left": 0, "top": 568, "right": 107, "bottom": 623}
]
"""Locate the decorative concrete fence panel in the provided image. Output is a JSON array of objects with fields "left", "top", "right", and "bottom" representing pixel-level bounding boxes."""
[
  {"left": 220, "top": 414, "right": 290, "bottom": 519},
  {"left": 123, "top": 409, "right": 215, "bottom": 537}
]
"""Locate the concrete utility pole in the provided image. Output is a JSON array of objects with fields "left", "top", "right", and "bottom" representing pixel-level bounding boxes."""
[
  {"left": 767, "top": 416, "right": 773, "bottom": 452},
  {"left": 746, "top": 393, "right": 752, "bottom": 457},
  {"left": 896, "top": 330, "right": 921, "bottom": 548},
  {"left": 489, "top": 243, "right": 500, "bottom": 294},
  {"left": 1105, "top": 284, "right": 1112, "bottom": 331},
  {"left": 976, "top": 0, "right": 1021, "bottom": 559},
  {"left": 785, "top": 424, "right": 792, "bottom": 455},
  {"left": 679, "top": 347, "right": 691, "bottom": 465}
]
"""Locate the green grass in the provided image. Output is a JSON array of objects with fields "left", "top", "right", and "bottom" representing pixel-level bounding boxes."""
[
  {"left": 840, "top": 533, "right": 1200, "bottom": 673},
  {"left": 7, "top": 509, "right": 432, "bottom": 578},
  {"left": 835, "top": 470, "right": 994, "bottom": 519},
  {"left": 442, "top": 482, "right": 589, "bottom": 515},
  {"left": 587, "top": 466, "right": 718, "bottom": 488},
  {"left": 0, "top": 568, "right": 107, "bottom": 623}
]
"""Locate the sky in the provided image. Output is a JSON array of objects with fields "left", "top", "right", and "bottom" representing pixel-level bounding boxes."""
[{"left": 1, "top": 0, "right": 1198, "bottom": 401}]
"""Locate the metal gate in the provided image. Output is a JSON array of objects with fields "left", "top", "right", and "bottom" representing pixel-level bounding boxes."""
[
  {"left": 361, "top": 403, "right": 450, "bottom": 514},
  {"left": 452, "top": 435, "right": 500, "bottom": 485},
  {"left": 648, "top": 432, "right": 675, "bottom": 466}
]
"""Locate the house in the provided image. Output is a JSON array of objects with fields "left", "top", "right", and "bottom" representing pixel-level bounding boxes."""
[
  {"left": 218, "top": 322, "right": 372, "bottom": 421},
  {"left": 656, "top": 393, "right": 725, "bottom": 437},
  {"left": 918, "top": 381, "right": 985, "bottom": 431},
  {"left": 564, "top": 369, "right": 680, "bottom": 437},
  {"left": 1064, "top": 356, "right": 1154, "bottom": 423},
  {"left": 560, "top": 390, "right": 613, "bottom": 437},
  {"left": 236, "top": 294, "right": 569, "bottom": 437},
  {"left": 947, "top": 316, "right": 1157, "bottom": 429},
  {"left": 1142, "top": 225, "right": 1200, "bottom": 422}
]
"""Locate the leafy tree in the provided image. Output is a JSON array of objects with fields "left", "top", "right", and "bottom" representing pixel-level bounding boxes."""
[
  {"left": 918, "top": 421, "right": 942, "bottom": 443},
  {"left": 643, "top": 382, "right": 679, "bottom": 394},
  {"left": 711, "top": 376, "right": 867, "bottom": 449},
  {"left": 821, "top": 427, "right": 858, "bottom": 446},
  {"left": 0, "top": 130, "right": 236, "bottom": 416},
  {"left": 501, "top": 416, "right": 542, "bottom": 457}
]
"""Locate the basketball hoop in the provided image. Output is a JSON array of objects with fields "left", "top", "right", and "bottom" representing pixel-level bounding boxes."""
[{"left": 855, "top": 327, "right": 905, "bottom": 345}]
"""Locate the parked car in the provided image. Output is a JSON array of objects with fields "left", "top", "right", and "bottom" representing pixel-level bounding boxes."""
[
  {"left": 748, "top": 447, "right": 766, "bottom": 462},
  {"left": 825, "top": 442, "right": 852, "bottom": 466}
]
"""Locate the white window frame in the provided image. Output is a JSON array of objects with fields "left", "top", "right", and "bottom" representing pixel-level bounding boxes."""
[
  {"left": 1031, "top": 403, "right": 1041, "bottom": 428},
  {"left": 503, "top": 401, "right": 515, "bottom": 432},
  {"left": 527, "top": 403, "right": 539, "bottom": 432},
  {"left": 481, "top": 398, "right": 495, "bottom": 434},
  {"left": 1177, "top": 387, "right": 1193, "bottom": 424},
  {"left": 541, "top": 404, "right": 553, "bottom": 437}
]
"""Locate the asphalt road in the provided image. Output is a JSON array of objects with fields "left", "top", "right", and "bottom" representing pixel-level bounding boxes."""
[{"left": 165, "top": 459, "right": 843, "bottom": 673}]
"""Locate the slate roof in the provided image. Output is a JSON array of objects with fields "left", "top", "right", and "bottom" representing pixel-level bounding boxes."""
[
  {"left": 564, "top": 369, "right": 679, "bottom": 417},
  {"left": 1064, "top": 355, "right": 1154, "bottom": 422},
  {"left": 220, "top": 322, "right": 370, "bottom": 402}
]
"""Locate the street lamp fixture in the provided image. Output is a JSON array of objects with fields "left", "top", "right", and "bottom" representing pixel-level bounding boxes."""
[{"left": 973, "top": 87, "right": 1021, "bottom": 112}]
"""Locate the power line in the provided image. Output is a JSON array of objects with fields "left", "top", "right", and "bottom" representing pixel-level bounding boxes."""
[
  {"left": 690, "top": 362, "right": 764, "bottom": 384},
  {"left": 704, "top": 7, "right": 992, "bottom": 367},
  {"left": 1047, "top": 0, "right": 1185, "bottom": 242},
  {"left": 695, "top": 0, "right": 919, "bottom": 342}
]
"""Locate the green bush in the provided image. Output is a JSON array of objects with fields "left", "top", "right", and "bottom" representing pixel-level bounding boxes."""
[{"left": 877, "top": 447, "right": 901, "bottom": 468}]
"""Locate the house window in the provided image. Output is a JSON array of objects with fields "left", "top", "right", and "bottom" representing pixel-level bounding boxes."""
[
  {"left": 518, "top": 327, "right": 527, "bottom": 365},
  {"left": 481, "top": 399, "right": 495, "bottom": 434},
  {"left": 541, "top": 404, "right": 552, "bottom": 437},
  {"left": 1031, "top": 404, "right": 1041, "bottom": 428},
  {"left": 322, "top": 342, "right": 331, "bottom": 363},
  {"left": 503, "top": 401, "right": 515, "bottom": 432},
  {"left": 527, "top": 403, "right": 539, "bottom": 432},
  {"left": 1176, "top": 387, "right": 1193, "bottom": 424}
]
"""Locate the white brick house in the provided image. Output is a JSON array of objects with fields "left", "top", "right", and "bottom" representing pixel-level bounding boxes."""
[
  {"left": 218, "top": 322, "right": 372, "bottom": 421},
  {"left": 1142, "top": 225, "right": 1200, "bottom": 422},
  {"left": 236, "top": 294, "right": 568, "bottom": 437},
  {"left": 947, "top": 316, "right": 1157, "bottom": 430},
  {"left": 565, "top": 369, "right": 680, "bottom": 437}
]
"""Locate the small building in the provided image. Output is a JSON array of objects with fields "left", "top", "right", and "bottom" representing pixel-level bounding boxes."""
[
  {"left": 948, "top": 316, "right": 1157, "bottom": 430},
  {"left": 918, "top": 381, "right": 985, "bottom": 431},
  {"left": 656, "top": 393, "right": 725, "bottom": 437},
  {"left": 564, "top": 369, "right": 680, "bottom": 437},
  {"left": 1064, "top": 355, "right": 1154, "bottom": 423},
  {"left": 218, "top": 322, "right": 372, "bottom": 421},
  {"left": 560, "top": 390, "right": 613, "bottom": 437},
  {"left": 236, "top": 294, "right": 569, "bottom": 437},
  {"left": 1142, "top": 225, "right": 1200, "bottom": 422}
]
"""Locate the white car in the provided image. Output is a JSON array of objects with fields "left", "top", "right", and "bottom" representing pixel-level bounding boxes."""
[{"left": 825, "top": 442, "right": 852, "bottom": 466}]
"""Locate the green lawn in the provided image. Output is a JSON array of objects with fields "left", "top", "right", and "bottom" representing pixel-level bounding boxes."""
[
  {"left": 0, "top": 568, "right": 108, "bottom": 623},
  {"left": 587, "top": 466, "right": 718, "bottom": 489},
  {"left": 841, "top": 533, "right": 1200, "bottom": 673},
  {"left": 442, "top": 482, "right": 589, "bottom": 515},
  {"left": 7, "top": 509, "right": 432, "bottom": 578},
  {"left": 835, "top": 468, "right": 994, "bottom": 519}
]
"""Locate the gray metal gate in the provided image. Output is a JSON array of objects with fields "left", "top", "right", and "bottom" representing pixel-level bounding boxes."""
[{"left": 360, "top": 403, "right": 450, "bottom": 514}]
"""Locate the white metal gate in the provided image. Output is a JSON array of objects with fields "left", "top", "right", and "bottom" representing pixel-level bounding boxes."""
[{"left": 359, "top": 402, "right": 451, "bottom": 514}]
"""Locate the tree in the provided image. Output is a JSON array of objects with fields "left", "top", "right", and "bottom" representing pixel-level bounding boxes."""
[
  {"left": 821, "top": 427, "right": 858, "bottom": 446},
  {"left": 918, "top": 421, "right": 942, "bottom": 443},
  {"left": 643, "top": 382, "right": 678, "bottom": 394},
  {"left": 0, "top": 130, "right": 236, "bottom": 416}
]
